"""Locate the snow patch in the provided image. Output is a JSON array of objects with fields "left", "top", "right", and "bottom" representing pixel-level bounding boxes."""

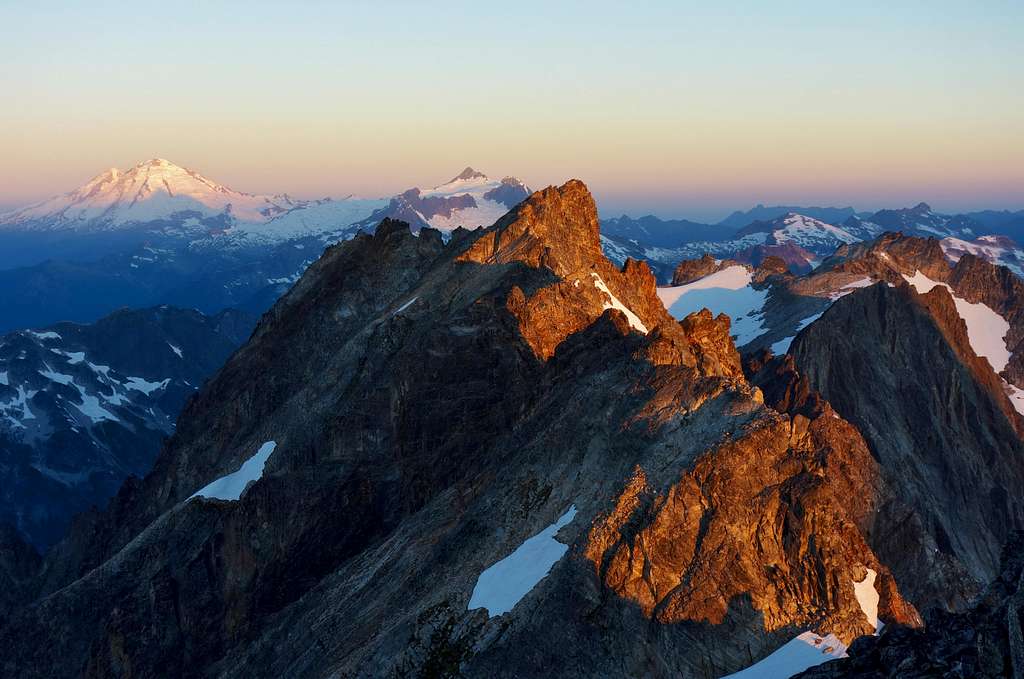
[
  {"left": 1004, "top": 382, "right": 1024, "bottom": 416},
  {"left": 189, "top": 441, "right": 278, "bottom": 501},
  {"left": 853, "top": 567, "right": 881, "bottom": 632},
  {"left": 722, "top": 631, "right": 848, "bottom": 678},
  {"left": 769, "top": 312, "right": 823, "bottom": 356},
  {"left": 1, "top": 385, "right": 38, "bottom": 428},
  {"left": 393, "top": 297, "right": 418, "bottom": 315},
  {"left": 73, "top": 391, "right": 119, "bottom": 423},
  {"left": 27, "top": 330, "right": 62, "bottom": 341},
  {"left": 124, "top": 376, "right": 170, "bottom": 395},
  {"left": 88, "top": 361, "right": 111, "bottom": 376},
  {"left": 39, "top": 368, "right": 74, "bottom": 385},
  {"left": 468, "top": 505, "right": 577, "bottom": 617},
  {"left": 590, "top": 274, "right": 648, "bottom": 334},
  {"left": 828, "top": 277, "right": 874, "bottom": 300},
  {"left": 770, "top": 336, "right": 795, "bottom": 355}
]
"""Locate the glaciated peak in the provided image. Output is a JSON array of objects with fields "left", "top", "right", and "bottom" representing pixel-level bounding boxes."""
[
  {"left": 127, "top": 158, "right": 196, "bottom": 178},
  {"left": 1, "top": 159, "right": 297, "bottom": 228},
  {"left": 449, "top": 167, "right": 488, "bottom": 182}
]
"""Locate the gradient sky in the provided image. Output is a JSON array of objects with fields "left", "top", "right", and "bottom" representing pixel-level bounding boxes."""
[{"left": 1, "top": 1, "right": 1021, "bottom": 221}]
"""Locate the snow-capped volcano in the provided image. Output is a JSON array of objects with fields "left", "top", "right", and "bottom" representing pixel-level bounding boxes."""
[{"left": 0, "top": 159, "right": 308, "bottom": 230}]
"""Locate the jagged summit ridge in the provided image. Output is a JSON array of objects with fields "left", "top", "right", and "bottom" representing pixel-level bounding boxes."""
[{"left": 460, "top": 179, "right": 602, "bottom": 275}]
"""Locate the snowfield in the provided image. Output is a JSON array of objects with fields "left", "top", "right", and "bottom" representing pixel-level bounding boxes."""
[
  {"left": 468, "top": 505, "right": 577, "bottom": 617},
  {"left": 657, "top": 266, "right": 767, "bottom": 345},
  {"left": 722, "top": 632, "right": 848, "bottom": 679},
  {"left": 902, "top": 271, "right": 1011, "bottom": 372}
]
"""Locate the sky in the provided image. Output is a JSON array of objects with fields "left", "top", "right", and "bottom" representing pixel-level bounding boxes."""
[{"left": 0, "top": 1, "right": 1021, "bottom": 222}]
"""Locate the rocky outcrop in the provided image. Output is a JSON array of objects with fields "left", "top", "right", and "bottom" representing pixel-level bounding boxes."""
[
  {"left": 482, "top": 177, "right": 531, "bottom": 208},
  {"left": 736, "top": 244, "right": 816, "bottom": 275},
  {"left": 752, "top": 254, "right": 793, "bottom": 280},
  {"left": 671, "top": 253, "right": 720, "bottom": 285},
  {"left": 796, "top": 531, "right": 1024, "bottom": 679},
  {"left": 744, "top": 351, "right": 827, "bottom": 420},
  {"left": 815, "top": 232, "right": 950, "bottom": 283},
  {"left": 0, "top": 182, "right": 922, "bottom": 678}
]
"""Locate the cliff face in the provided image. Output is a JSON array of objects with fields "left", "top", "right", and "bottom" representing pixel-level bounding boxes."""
[
  {"left": 0, "top": 181, "right": 917, "bottom": 678},
  {"left": 790, "top": 282, "right": 1024, "bottom": 610},
  {"left": 671, "top": 253, "right": 721, "bottom": 286}
]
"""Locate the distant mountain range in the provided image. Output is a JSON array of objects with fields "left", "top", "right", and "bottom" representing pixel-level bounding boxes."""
[
  {"left": 717, "top": 204, "right": 860, "bottom": 229},
  {"left": 0, "top": 305, "right": 254, "bottom": 549},
  {"left": 600, "top": 203, "right": 1024, "bottom": 283},
  {"left": 600, "top": 214, "right": 737, "bottom": 248},
  {"left": 0, "top": 161, "right": 532, "bottom": 332},
  {"left": 0, "top": 160, "right": 530, "bottom": 271}
]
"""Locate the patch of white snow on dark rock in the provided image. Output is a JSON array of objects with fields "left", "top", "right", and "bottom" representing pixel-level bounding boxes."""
[
  {"left": 468, "top": 505, "right": 577, "bottom": 617},
  {"left": 722, "top": 631, "right": 848, "bottom": 678},
  {"left": 591, "top": 273, "right": 648, "bottom": 333},
  {"left": 189, "top": 441, "right": 278, "bottom": 502},
  {"left": 853, "top": 567, "right": 881, "bottom": 633}
]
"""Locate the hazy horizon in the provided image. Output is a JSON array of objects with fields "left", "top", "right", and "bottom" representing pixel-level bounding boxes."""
[
  {"left": 2, "top": 1, "right": 1021, "bottom": 222},
  {"left": 0, "top": 157, "right": 1019, "bottom": 224}
]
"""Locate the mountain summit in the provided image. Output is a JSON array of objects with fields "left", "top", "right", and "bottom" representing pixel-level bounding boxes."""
[
  {"left": 0, "top": 158, "right": 301, "bottom": 230},
  {"left": 449, "top": 166, "right": 489, "bottom": 182},
  {"left": 348, "top": 168, "right": 531, "bottom": 234}
]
